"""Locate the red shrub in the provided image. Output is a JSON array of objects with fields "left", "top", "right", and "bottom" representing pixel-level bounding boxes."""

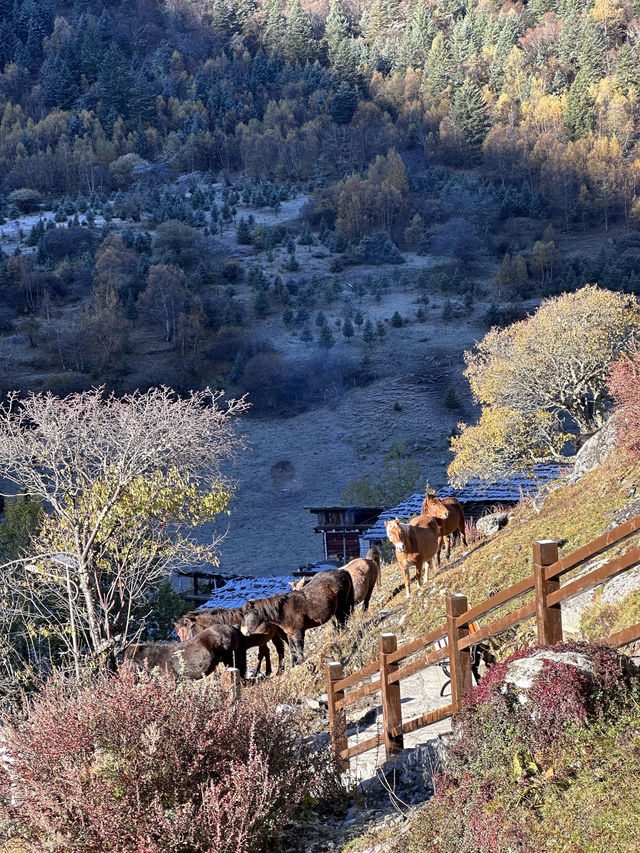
[
  {"left": 609, "top": 346, "right": 640, "bottom": 454},
  {"left": 0, "top": 667, "right": 328, "bottom": 853}
]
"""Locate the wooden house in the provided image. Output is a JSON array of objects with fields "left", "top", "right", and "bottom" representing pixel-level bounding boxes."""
[{"left": 307, "top": 505, "right": 384, "bottom": 562}]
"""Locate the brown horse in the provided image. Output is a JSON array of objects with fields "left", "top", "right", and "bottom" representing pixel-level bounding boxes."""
[
  {"left": 289, "top": 548, "right": 382, "bottom": 611},
  {"left": 125, "top": 624, "right": 246, "bottom": 679},
  {"left": 385, "top": 517, "right": 439, "bottom": 597},
  {"left": 421, "top": 493, "right": 468, "bottom": 561},
  {"left": 345, "top": 547, "right": 382, "bottom": 611},
  {"left": 241, "top": 569, "right": 354, "bottom": 664},
  {"left": 174, "top": 608, "right": 286, "bottom": 676}
]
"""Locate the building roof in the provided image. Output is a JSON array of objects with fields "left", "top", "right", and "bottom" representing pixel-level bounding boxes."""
[
  {"left": 362, "top": 464, "right": 564, "bottom": 540},
  {"left": 201, "top": 574, "right": 296, "bottom": 610}
]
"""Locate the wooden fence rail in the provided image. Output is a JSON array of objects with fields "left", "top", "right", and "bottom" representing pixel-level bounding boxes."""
[{"left": 326, "top": 515, "right": 640, "bottom": 772}]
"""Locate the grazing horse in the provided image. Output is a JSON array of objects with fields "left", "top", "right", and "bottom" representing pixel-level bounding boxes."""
[
  {"left": 289, "top": 548, "right": 382, "bottom": 611},
  {"left": 174, "top": 608, "right": 286, "bottom": 676},
  {"left": 345, "top": 547, "right": 382, "bottom": 611},
  {"left": 125, "top": 624, "right": 246, "bottom": 679},
  {"left": 241, "top": 569, "right": 354, "bottom": 665},
  {"left": 385, "top": 517, "right": 439, "bottom": 597},
  {"left": 421, "top": 493, "right": 468, "bottom": 561}
]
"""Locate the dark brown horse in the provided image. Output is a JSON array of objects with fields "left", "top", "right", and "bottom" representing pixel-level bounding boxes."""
[
  {"left": 289, "top": 548, "right": 382, "bottom": 611},
  {"left": 241, "top": 569, "right": 354, "bottom": 664},
  {"left": 174, "top": 608, "right": 286, "bottom": 676},
  {"left": 125, "top": 624, "right": 246, "bottom": 679},
  {"left": 385, "top": 517, "right": 440, "bottom": 596},
  {"left": 421, "top": 493, "right": 468, "bottom": 561}
]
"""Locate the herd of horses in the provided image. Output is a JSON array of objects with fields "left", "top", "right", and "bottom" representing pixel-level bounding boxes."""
[{"left": 126, "top": 493, "right": 467, "bottom": 680}]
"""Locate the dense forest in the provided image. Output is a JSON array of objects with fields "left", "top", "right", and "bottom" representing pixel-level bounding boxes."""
[{"left": 1, "top": 0, "right": 640, "bottom": 402}]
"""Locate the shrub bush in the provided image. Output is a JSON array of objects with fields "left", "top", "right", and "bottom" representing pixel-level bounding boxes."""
[
  {"left": 0, "top": 667, "right": 331, "bottom": 853},
  {"left": 397, "top": 643, "right": 640, "bottom": 853}
]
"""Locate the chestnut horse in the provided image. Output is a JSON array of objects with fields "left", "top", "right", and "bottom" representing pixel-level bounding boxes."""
[
  {"left": 241, "top": 569, "right": 354, "bottom": 664},
  {"left": 421, "top": 493, "right": 467, "bottom": 561},
  {"left": 174, "top": 608, "right": 286, "bottom": 676},
  {"left": 289, "top": 548, "right": 382, "bottom": 611},
  {"left": 385, "top": 517, "right": 439, "bottom": 597},
  {"left": 346, "top": 546, "right": 382, "bottom": 611},
  {"left": 125, "top": 624, "right": 246, "bottom": 679}
]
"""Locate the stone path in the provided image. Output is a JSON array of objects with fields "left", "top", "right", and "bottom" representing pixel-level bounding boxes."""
[{"left": 344, "top": 663, "right": 454, "bottom": 783}]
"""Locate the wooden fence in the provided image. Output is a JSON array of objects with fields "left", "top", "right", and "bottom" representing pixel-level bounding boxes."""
[{"left": 326, "top": 515, "right": 640, "bottom": 772}]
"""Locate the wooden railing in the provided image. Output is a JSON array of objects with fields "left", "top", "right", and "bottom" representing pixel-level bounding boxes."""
[{"left": 326, "top": 514, "right": 640, "bottom": 772}]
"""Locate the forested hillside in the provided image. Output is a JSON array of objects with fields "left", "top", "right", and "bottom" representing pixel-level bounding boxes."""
[
  {"left": 1, "top": 0, "right": 640, "bottom": 221},
  {"left": 2, "top": 0, "right": 640, "bottom": 399}
]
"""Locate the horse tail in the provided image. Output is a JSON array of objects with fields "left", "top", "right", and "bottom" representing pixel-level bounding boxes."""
[
  {"left": 367, "top": 545, "right": 382, "bottom": 589},
  {"left": 337, "top": 572, "right": 355, "bottom": 626},
  {"left": 457, "top": 502, "right": 468, "bottom": 546}
]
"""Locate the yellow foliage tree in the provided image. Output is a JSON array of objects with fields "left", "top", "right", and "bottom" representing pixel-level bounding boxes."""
[{"left": 449, "top": 286, "right": 640, "bottom": 484}]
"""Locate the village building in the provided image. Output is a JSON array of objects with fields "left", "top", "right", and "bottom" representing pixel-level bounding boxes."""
[{"left": 358, "top": 464, "right": 564, "bottom": 555}]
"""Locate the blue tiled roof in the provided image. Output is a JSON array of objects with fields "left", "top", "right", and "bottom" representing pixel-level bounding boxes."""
[
  {"left": 201, "top": 574, "right": 296, "bottom": 609},
  {"left": 362, "top": 464, "right": 563, "bottom": 540}
]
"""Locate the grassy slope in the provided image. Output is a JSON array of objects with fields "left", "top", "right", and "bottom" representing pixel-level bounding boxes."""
[{"left": 281, "top": 448, "right": 640, "bottom": 705}]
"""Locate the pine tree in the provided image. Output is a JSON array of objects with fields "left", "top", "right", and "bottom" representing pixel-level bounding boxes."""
[
  {"left": 236, "top": 216, "right": 253, "bottom": 245},
  {"left": 451, "top": 17, "right": 477, "bottom": 66},
  {"left": 284, "top": 0, "right": 315, "bottom": 64},
  {"left": 326, "top": 0, "right": 350, "bottom": 63},
  {"left": 342, "top": 316, "right": 355, "bottom": 341},
  {"left": 362, "top": 318, "right": 376, "bottom": 347},
  {"left": 262, "top": 0, "right": 286, "bottom": 56},
  {"left": 615, "top": 42, "right": 639, "bottom": 92},
  {"left": 564, "top": 69, "right": 595, "bottom": 140},
  {"left": 318, "top": 322, "right": 335, "bottom": 348},
  {"left": 398, "top": 1, "right": 434, "bottom": 70},
  {"left": 488, "top": 13, "right": 519, "bottom": 89},
  {"left": 578, "top": 15, "right": 606, "bottom": 81},
  {"left": 423, "top": 32, "right": 451, "bottom": 98},
  {"left": 451, "top": 81, "right": 490, "bottom": 163},
  {"left": 329, "top": 81, "right": 359, "bottom": 123}
]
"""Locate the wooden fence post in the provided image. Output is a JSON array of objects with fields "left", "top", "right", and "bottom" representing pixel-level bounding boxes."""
[
  {"left": 224, "top": 667, "right": 241, "bottom": 701},
  {"left": 533, "top": 539, "right": 563, "bottom": 645},
  {"left": 326, "top": 661, "right": 348, "bottom": 774},
  {"left": 446, "top": 594, "right": 472, "bottom": 713},
  {"left": 379, "top": 632, "right": 404, "bottom": 761}
]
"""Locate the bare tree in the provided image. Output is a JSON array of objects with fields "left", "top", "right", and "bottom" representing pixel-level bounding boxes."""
[{"left": 0, "top": 387, "right": 247, "bottom": 678}]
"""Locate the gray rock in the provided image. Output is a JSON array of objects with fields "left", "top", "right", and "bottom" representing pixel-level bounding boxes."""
[
  {"left": 572, "top": 419, "right": 618, "bottom": 478},
  {"left": 476, "top": 511, "right": 509, "bottom": 536},
  {"left": 305, "top": 698, "right": 322, "bottom": 711},
  {"left": 503, "top": 650, "right": 595, "bottom": 693},
  {"left": 533, "top": 478, "right": 566, "bottom": 513}
]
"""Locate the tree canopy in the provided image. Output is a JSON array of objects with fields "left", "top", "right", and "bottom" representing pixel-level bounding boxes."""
[
  {"left": 0, "top": 387, "right": 247, "bottom": 681},
  {"left": 449, "top": 286, "right": 640, "bottom": 484}
]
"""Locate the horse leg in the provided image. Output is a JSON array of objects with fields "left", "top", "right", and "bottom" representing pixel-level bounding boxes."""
[
  {"left": 273, "top": 635, "right": 286, "bottom": 673},
  {"left": 402, "top": 561, "right": 411, "bottom": 598},
  {"left": 362, "top": 586, "right": 373, "bottom": 611},
  {"left": 291, "top": 631, "right": 305, "bottom": 665},
  {"left": 446, "top": 533, "right": 452, "bottom": 560},
  {"left": 255, "top": 642, "right": 271, "bottom": 677},
  {"left": 461, "top": 524, "right": 468, "bottom": 547},
  {"left": 415, "top": 559, "right": 423, "bottom": 587},
  {"left": 437, "top": 534, "right": 444, "bottom": 567}
]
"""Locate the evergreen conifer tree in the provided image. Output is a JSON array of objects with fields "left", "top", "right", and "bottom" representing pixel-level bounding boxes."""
[
  {"left": 564, "top": 68, "right": 596, "bottom": 139},
  {"left": 326, "top": 0, "right": 350, "bottom": 63},
  {"left": 284, "top": 0, "right": 315, "bottom": 64},
  {"left": 451, "top": 80, "right": 490, "bottom": 163}
]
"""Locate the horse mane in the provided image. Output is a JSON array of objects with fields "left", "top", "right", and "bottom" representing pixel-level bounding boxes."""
[
  {"left": 366, "top": 546, "right": 381, "bottom": 566},
  {"left": 196, "top": 607, "right": 243, "bottom": 625},
  {"left": 244, "top": 593, "right": 289, "bottom": 623}
]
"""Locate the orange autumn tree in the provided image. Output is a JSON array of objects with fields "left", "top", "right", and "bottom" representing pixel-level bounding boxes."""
[{"left": 449, "top": 286, "right": 640, "bottom": 484}]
